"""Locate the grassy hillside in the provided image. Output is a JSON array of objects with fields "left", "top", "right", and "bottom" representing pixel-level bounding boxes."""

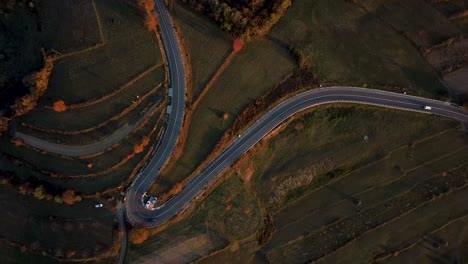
[
  {"left": 171, "top": 0, "right": 232, "bottom": 100},
  {"left": 150, "top": 39, "right": 296, "bottom": 195},
  {"left": 0, "top": 0, "right": 167, "bottom": 262},
  {"left": 134, "top": 105, "right": 468, "bottom": 263},
  {"left": 269, "top": 0, "right": 447, "bottom": 97}
]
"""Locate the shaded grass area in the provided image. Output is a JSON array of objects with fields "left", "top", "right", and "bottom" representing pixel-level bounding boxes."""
[
  {"left": 386, "top": 210, "right": 468, "bottom": 264},
  {"left": 19, "top": 66, "right": 165, "bottom": 131},
  {"left": 40, "top": 0, "right": 162, "bottom": 105},
  {"left": 171, "top": 0, "right": 232, "bottom": 99},
  {"left": 0, "top": 240, "right": 61, "bottom": 264},
  {"left": 128, "top": 175, "right": 260, "bottom": 263},
  {"left": 320, "top": 187, "right": 468, "bottom": 264},
  {"left": 0, "top": 0, "right": 101, "bottom": 82},
  {"left": 431, "top": 0, "right": 468, "bottom": 33},
  {"left": 270, "top": 0, "right": 446, "bottom": 97},
  {"left": 263, "top": 132, "right": 468, "bottom": 261},
  {"left": 357, "top": 0, "right": 461, "bottom": 48},
  {"left": 38, "top": 0, "right": 103, "bottom": 53},
  {"left": 0, "top": 185, "right": 115, "bottom": 259},
  {"left": 150, "top": 39, "right": 295, "bottom": 194},
  {"left": 0, "top": 0, "right": 101, "bottom": 110}
]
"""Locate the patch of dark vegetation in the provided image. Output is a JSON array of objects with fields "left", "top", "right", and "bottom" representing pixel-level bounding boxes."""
[
  {"left": 181, "top": 0, "right": 291, "bottom": 38},
  {"left": 225, "top": 67, "right": 319, "bottom": 139},
  {"left": 256, "top": 214, "right": 275, "bottom": 245}
]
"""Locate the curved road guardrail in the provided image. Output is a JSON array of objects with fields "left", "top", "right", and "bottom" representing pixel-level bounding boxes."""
[{"left": 124, "top": 1, "right": 468, "bottom": 228}]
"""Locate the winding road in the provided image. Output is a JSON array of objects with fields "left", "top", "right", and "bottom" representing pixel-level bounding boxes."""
[{"left": 124, "top": 1, "right": 468, "bottom": 228}]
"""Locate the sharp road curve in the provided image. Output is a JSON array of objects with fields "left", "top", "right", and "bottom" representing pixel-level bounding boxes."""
[{"left": 125, "top": 0, "right": 468, "bottom": 227}]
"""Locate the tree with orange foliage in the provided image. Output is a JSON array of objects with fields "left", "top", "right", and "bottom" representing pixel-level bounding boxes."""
[
  {"left": 62, "top": 189, "right": 81, "bottom": 205},
  {"left": 133, "top": 136, "right": 150, "bottom": 154},
  {"left": 171, "top": 182, "right": 183, "bottom": 195},
  {"left": 129, "top": 228, "right": 150, "bottom": 244},
  {"left": 53, "top": 100, "right": 67, "bottom": 112},
  {"left": 232, "top": 38, "right": 244, "bottom": 52},
  {"left": 0, "top": 116, "right": 10, "bottom": 134},
  {"left": 144, "top": 14, "right": 157, "bottom": 31},
  {"left": 138, "top": 0, "right": 155, "bottom": 13}
]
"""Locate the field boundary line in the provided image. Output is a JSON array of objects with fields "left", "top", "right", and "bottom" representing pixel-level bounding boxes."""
[
  {"left": 274, "top": 145, "right": 468, "bottom": 233},
  {"left": 297, "top": 170, "right": 468, "bottom": 262},
  {"left": 91, "top": 0, "right": 105, "bottom": 43},
  {"left": 20, "top": 83, "right": 164, "bottom": 136},
  {"left": 69, "top": 114, "right": 164, "bottom": 178},
  {"left": 272, "top": 127, "right": 461, "bottom": 217},
  {"left": 316, "top": 184, "right": 468, "bottom": 263},
  {"left": 375, "top": 212, "right": 468, "bottom": 262},
  {"left": 0, "top": 235, "right": 118, "bottom": 262},
  {"left": 191, "top": 51, "right": 236, "bottom": 108},
  {"left": 52, "top": 0, "right": 106, "bottom": 60},
  {"left": 15, "top": 97, "right": 164, "bottom": 161},
  {"left": 44, "top": 64, "right": 163, "bottom": 110}
]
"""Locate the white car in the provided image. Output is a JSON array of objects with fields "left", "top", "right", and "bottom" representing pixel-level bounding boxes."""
[
  {"left": 95, "top": 203, "right": 103, "bottom": 208},
  {"left": 424, "top": 106, "right": 432, "bottom": 110}
]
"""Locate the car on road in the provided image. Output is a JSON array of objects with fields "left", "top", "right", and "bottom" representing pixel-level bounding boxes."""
[
  {"left": 95, "top": 203, "right": 103, "bottom": 208},
  {"left": 424, "top": 106, "right": 432, "bottom": 110}
]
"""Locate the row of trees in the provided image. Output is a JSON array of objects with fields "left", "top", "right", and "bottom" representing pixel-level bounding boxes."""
[
  {"left": 11, "top": 51, "right": 58, "bottom": 117},
  {"left": 138, "top": 0, "right": 158, "bottom": 31},
  {"left": 1, "top": 175, "right": 82, "bottom": 205}
]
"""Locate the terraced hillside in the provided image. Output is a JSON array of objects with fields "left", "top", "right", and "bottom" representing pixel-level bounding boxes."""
[
  {"left": 130, "top": 0, "right": 468, "bottom": 263},
  {"left": 130, "top": 105, "right": 468, "bottom": 263},
  {"left": 0, "top": 0, "right": 167, "bottom": 262}
]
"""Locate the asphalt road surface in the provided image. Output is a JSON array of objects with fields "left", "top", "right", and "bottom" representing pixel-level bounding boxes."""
[
  {"left": 122, "top": 1, "right": 468, "bottom": 228},
  {"left": 125, "top": 0, "right": 186, "bottom": 226}
]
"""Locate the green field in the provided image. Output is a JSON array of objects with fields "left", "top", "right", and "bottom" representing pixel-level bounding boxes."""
[
  {"left": 149, "top": 39, "right": 296, "bottom": 195},
  {"left": 171, "top": 0, "right": 232, "bottom": 100},
  {"left": 128, "top": 175, "right": 260, "bottom": 263},
  {"left": 270, "top": 0, "right": 447, "bottom": 97}
]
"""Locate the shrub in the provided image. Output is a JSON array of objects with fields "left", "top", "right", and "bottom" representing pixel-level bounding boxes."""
[
  {"left": 129, "top": 228, "right": 150, "bottom": 244},
  {"left": 33, "top": 185, "right": 47, "bottom": 200},
  {"left": 52, "top": 100, "right": 67, "bottom": 112},
  {"left": 62, "top": 189, "right": 81, "bottom": 205},
  {"left": 12, "top": 51, "right": 58, "bottom": 116},
  {"left": 138, "top": 0, "right": 155, "bottom": 13},
  {"left": 54, "top": 195, "right": 63, "bottom": 204},
  {"left": 144, "top": 14, "right": 157, "bottom": 31},
  {"left": 0, "top": 116, "right": 10, "bottom": 134},
  {"left": 133, "top": 136, "right": 150, "bottom": 154}
]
